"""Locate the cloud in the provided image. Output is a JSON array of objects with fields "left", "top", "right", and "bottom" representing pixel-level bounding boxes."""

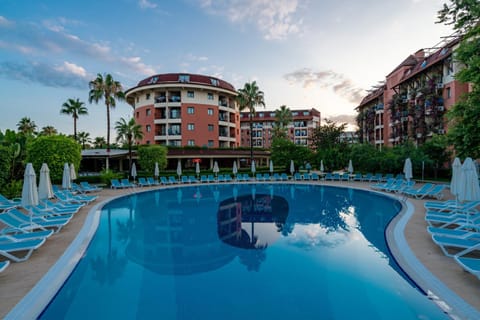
[
  {"left": 284, "top": 68, "right": 365, "bottom": 104},
  {"left": 138, "top": 0, "right": 157, "bottom": 9},
  {"left": 0, "top": 17, "right": 156, "bottom": 78},
  {"left": 199, "top": 0, "right": 303, "bottom": 40},
  {"left": 0, "top": 60, "right": 89, "bottom": 89},
  {"left": 0, "top": 16, "right": 12, "bottom": 27}
]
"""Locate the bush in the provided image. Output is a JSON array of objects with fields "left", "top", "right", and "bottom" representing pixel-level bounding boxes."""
[
  {"left": 0, "top": 145, "right": 12, "bottom": 190},
  {"left": 0, "top": 180, "right": 22, "bottom": 199},
  {"left": 137, "top": 145, "right": 167, "bottom": 173},
  {"left": 99, "top": 170, "right": 123, "bottom": 186},
  {"left": 26, "top": 135, "right": 81, "bottom": 183}
]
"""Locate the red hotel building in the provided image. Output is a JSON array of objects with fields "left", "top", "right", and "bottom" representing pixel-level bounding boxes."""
[{"left": 125, "top": 73, "right": 240, "bottom": 148}]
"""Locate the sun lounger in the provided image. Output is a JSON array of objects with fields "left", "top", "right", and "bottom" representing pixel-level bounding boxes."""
[
  {"left": 189, "top": 176, "right": 198, "bottom": 183},
  {"left": 218, "top": 174, "right": 225, "bottom": 182},
  {"left": 454, "top": 256, "right": 480, "bottom": 279},
  {"left": 121, "top": 179, "right": 136, "bottom": 188},
  {"left": 224, "top": 174, "right": 233, "bottom": 182},
  {"left": 371, "top": 178, "right": 396, "bottom": 190},
  {"left": 147, "top": 177, "right": 160, "bottom": 185},
  {"left": 200, "top": 175, "right": 208, "bottom": 183},
  {"left": 9, "top": 208, "right": 72, "bottom": 225},
  {"left": 425, "top": 200, "right": 480, "bottom": 213},
  {"left": 181, "top": 176, "right": 189, "bottom": 184},
  {"left": 168, "top": 176, "right": 178, "bottom": 184},
  {"left": 311, "top": 173, "right": 319, "bottom": 181},
  {"left": 324, "top": 173, "right": 333, "bottom": 181},
  {"left": 431, "top": 234, "right": 480, "bottom": 256},
  {"left": 388, "top": 180, "right": 414, "bottom": 193},
  {"left": 24, "top": 205, "right": 75, "bottom": 220},
  {"left": 425, "top": 211, "right": 480, "bottom": 228},
  {"left": 160, "top": 176, "right": 170, "bottom": 185},
  {"left": 0, "top": 210, "right": 68, "bottom": 233},
  {"left": 340, "top": 173, "right": 349, "bottom": 181},
  {"left": 363, "top": 173, "right": 373, "bottom": 182},
  {"left": 280, "top": 173, "right": 288, "bottom": 181},
  {"left": 41, "top": 199, "right": 83, "bottom": 211},
  {"left": 111, "top": 179, "right": 126, "bottom": 189},
  {"left": 0, "top": 260, "right": 10, "bottom": 272},
  {"left": 207, "top": 175, "right": 215, "bottom": 183},
  {"left": 419, "top": 184, "right": 446, "bottom": 200},
  {"left": 427, "top": 226, "right": 480, "bottom": 239},
  {"left": 0, "top": 237, "right": 46, "bottom": 262},
  {"left": 80, "top": 181, "right": 103, "bottom": 192},
  {"left": 137, "top": 177, "right": 150, "bottom": 187},
  {"left": 402, "top": 183, "right": 434, "bottom": 198},
  {"left": 0, "top": 229, "right": 53, "bottom": 241}
]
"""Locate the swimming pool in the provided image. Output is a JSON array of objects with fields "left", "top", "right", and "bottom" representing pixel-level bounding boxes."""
[{"left": 36, "top": 184, "right": 450, "bottom": 318}]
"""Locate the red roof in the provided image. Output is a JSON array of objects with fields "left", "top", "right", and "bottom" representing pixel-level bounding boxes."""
[{"left": 133, "top": 73, "right": 236, "bottom": 92}]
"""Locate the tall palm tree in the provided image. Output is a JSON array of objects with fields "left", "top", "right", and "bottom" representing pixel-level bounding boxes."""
[
  {"left": 115, "top": 117, "right": 144, "bottom": 175},
  {"left": 93, "top": 136, "right": 107, "bottom": 149},
  {"left": 16, "top": 117, "right": 37, "bottom": 136},
  {"left": 237, "top": 81, "right": 265, "bottom": 162},
  {"left": 60, "top": 98, "right": 88, "bottom": 141},
  {"left": 39, "top": 125, "right": 58, "bottom": 136},
  {"left": 273, "top": 105, "right": 292, "bottom": 139},
  {"left": 77, "top": 131, "right": 91, "bottom": 149},
  {"left": 88, "top": 73, "right": 125, "bottom": 170}
]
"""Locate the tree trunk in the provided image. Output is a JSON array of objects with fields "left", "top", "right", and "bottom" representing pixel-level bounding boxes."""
[
  {"left": 250, "top": 111, "right": 254, "bottom": 163},
  {"left": 106, "top": 103, "right": 110, "bottom": 171},
  {"left": 73, "top": 118, "right": 77, "bottom": 141}
]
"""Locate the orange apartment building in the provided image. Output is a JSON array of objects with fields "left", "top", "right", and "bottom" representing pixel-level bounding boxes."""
[
  {"left": 240, "top": 108, "right": 321, "bottom": 148},
  {"left": 357, "top": 36, "right": 470, "bottom": 148},
  {"left": 125, "top": 73, "right": 240, "bottom": 148}
]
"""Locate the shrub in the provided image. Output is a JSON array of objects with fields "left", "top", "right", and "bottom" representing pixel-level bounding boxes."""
[{"left": 137, "top": 145, "right": 167, "bottom": 173}]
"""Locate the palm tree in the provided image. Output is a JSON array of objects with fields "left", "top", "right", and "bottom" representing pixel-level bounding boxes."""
[
  {"left": 16, "top": 117, "right": 37, "bottom": 136},
  {"left": 77, "top": 131, "right": 91, "bottom": 149},
  {"left": 60, "top": 98, "right": 88, "bottom": 141},
  {"left": 39, "top": 125, "right": 58, "bottom": 136},
  {"left": 88, "top": 73, "right": 125, "bottom": 170},
  {"left": 115, "top": 117, "right": 143, "bottom": 175},
  {"left": 273, "top": 105, "right": 292, "bottom": 139},
  {"left": 237, "top": 81, "right": 265, "bottom": 162},
  {"left": 93, "top": 136, "right": 106, "bottom": 149}
]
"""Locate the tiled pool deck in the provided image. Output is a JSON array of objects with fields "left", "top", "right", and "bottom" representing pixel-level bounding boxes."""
[{"left": 0, "top": 180, "right": 479, "bottom": 319}]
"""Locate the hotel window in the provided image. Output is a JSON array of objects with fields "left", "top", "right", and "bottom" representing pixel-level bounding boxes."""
[
  {"left": 207, "top": 92, "right": 214, "bottom": 100},
  {"left": 208, "top": 140, "right": 214, "bottom": 147},
  {"left": 136, "top": 112, "right": 139, "bottom": 118},
  {"left": 146, "top": 125, "right": 151, "bottom": 132},
  {"left": 187, "top": 123, "right": 195, "bottom": 131},
  {"left": 146, "top": 109, "right": 151, "bottom": 116},
  {"left": 208, "top": 124, "right": 214, "bottom": 131},
  {"left": 146, "top": 93, "right": 151, "bottom": 100},
  {"left": 187, "top": 107, "right": 195, "bottom": 114},
  {"left": 210, "top": 78, "right": 219, "bottom": 86},
  {"left": 179, "top": 74, "right": 190, "bottom": 82},
  {"left": 187, "top": 140, "right": 195, "bottom": 146},
  {"left": 207, "top": 108, "right": 213, "bottom": 115},
  {"left": 136, "top": 97, "right": 139, "bottom": 103},
  {"left": 187, "top": 91, "right": 194, "bottom": 98},
  {"left": 446, "top": 87, "right": 451, "bottom": 98}
]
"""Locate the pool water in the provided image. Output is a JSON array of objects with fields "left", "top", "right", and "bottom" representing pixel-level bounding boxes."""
[{"left": 40, "top": 184, "right": 448, "bottom": 319}]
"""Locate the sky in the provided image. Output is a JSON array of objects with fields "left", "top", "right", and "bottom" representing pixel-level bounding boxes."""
[{"left": 0, "top": 0, "right": 453, "bottom": 139}]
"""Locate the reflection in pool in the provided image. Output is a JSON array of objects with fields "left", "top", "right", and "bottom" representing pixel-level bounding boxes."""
[{"left": 40, "top": 184, "right": 449, "bottom": 319}]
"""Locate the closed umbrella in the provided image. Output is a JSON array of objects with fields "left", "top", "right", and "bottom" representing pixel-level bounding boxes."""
[
  {"left": 403, "top": 158, "right": 413, "bottom": 182},
  {"left": 232, "top": 161, "right": 238, "bottom": 177},
  {"left": 177, "top": 188, "right": 183, "bottom": 204},
  {"left": 38, "top": 163, "right": 53, "bottom": 200},
  {"left": 154, "top": 162, "right": 159, "bottom": 178},
  {"left": 196, "top": 161, "right": 201, "bottom": 178},
  {"left": 290, "top": 160, "right": 295, "bottom": 175},
  {"left": 131, "top": 163, "right": 137, "bottom": 182},
  {"left": 62, "top": 163, "right": 71, "bottom": 189},
  {"left": 458, "top": 157, "right": 480, "bottom": 203},
  {"left": 251, "top": 160, "right": 256, "bottom": 175},
  {"left": 70, "top": 163, "right": 77, "bottom": 181},
  {"left": 21, "top": 163, "right": 39, "bottom": 207},
  {"left": 348, "top": 160, "right": 354, "bottom": 174},
  {"left": 320, "top": 160, "right": 324, "bottom": 173},
  {"left": 233, "top": 185, "right": 238, "bottom": 201},
  {"left": 213, "top": 161, "right": 219, "bottom": 177},
  {"left": 450, "top": 157, "right": 462, "bottom": 202},
  {"left": 269, "top": 160, "right": 274, "bottom": 174},
  {"left": 176, "top": 160, "right": 182, "bottom": 178}
]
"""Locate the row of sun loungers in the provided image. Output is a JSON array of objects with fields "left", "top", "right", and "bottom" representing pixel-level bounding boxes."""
[
  {"left": 425, "top": 199, "right": 480, "bottom": 280},
  {"left": 0, "top": 186, "right": 99, "bottom": 271},
  {"left": 371, "top": 178, "right": 447, "bottom": 200}
]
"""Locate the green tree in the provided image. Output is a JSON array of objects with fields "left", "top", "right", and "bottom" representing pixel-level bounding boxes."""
[
  {"left": 271, "top": 138, "right": 313, "bottom": 172},
  {"left": 88, "top": 73, "right": 125, "bottom": 169},
  {"left": 237, "top": 81, "right": 265, "bottom": 162},
  {"left": 39, "top": 126, "right": 58, "bottom": 136},
  {"left": 77, "top": 131, "right": 92, "bottom": 149},
  {"left": 17, "top": 117, "right": 37, "bottom": 136},
  {"left": 115, "top": 117, "right": 144, "bottom": 175},
  {"left": 421, "top": 134, "right": 452, "bottom": 178},
  {"left": 26, "top": 136, "right": 81, "bottom": 183},
  {"left": 137, "top": 145, "right": 168, "bottom": 174},
  {"left": 311, "top": 119, "right": 349, "bottom": 171},
  {"left": 93, "top": 136, "right": 107, "bottom": 149},
  {"left": 438, "top": 0, "right": 480, "bottom": 157},
  {"left": 60, "top": 98, "right": 88, "bottom": 141},
  {"left": 273, "top": 105, "right": 292, "bottom": 139}
]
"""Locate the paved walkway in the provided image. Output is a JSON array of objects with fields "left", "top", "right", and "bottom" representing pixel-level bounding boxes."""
[{"left": 0, "top": 181, "right": 479, "bottom": 319}]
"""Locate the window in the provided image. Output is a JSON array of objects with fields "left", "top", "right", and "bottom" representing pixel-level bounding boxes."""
[
  {"left": 210, "top": 78, "right": 219, "bottom": 86},
  {"left": 258, "top": 113, "right": 264, "bottom": 118},
  {"left": 207, "top": 92, "right": 214, "bottom": 100},
  {"left": 187, "top": 140, "right": 195, "bottom": 146},
  {"left": 136, "top": 112, "right": 139, "bottom": 118},
  {"left": 187, "top": 123, "right": 195, "bottom": 131},
  {"left": 136, "top": 97, "right": 139, "bottom": 103},
  {"left": 292, "top": 111, "right": 298, "bottom": 116},
  {"left": 179, "top": 74, "right": 190, "bottom": 82},
  {"left": 303, "top": 111, "right": 310, "bottom": 116},
  {"left": 446, "top": 87, "right": 451, "bottom": 99},
  {"left": 207, "top": 108, "right": 213, "bottom": 115},
  {"left": 187, "top": 107, "right": 195, "bottom": 114},
  {"left": 208, "top": 140, "right": 214, "bottom": 147},
  {"left": 146, "top": 93, "right": 151, "bottom": 100},
  {"left": 146, "top": 109, "right": 151, "bottom": 116},
  {"left": 146, "top": 140, "right": 150, "bottom": 145},
  {"left": 146, "top": 125, "right": 151, "bottom": 132},
  {"left": 208, "top": 124, "right": 214, "bottom": 131},
  {"left": 187, "top": 91, "right": 194, "bottom": 98}
]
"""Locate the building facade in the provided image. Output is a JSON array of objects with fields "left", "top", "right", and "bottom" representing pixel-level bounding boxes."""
[
  {"left": 357, "top": 36, "right": 470, "bottom": 148},
  {"left": 239, "top": 108, "right": 321, "bottom": 148},
  {"left": 125, "top": 73, "right": 239, "bottom": 148}
]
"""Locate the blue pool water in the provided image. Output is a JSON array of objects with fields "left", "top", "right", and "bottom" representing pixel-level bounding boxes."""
[{"left": 40, "top": 184, "right": 448, "bottom": 319}]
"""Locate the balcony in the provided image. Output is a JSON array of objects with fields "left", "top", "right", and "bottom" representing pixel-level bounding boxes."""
[
  {"left": 168, "top": 96, "right": 181, "bottom": 103},
  {"left": 155, "top": 96, "right": 166, "bottom": 103}
]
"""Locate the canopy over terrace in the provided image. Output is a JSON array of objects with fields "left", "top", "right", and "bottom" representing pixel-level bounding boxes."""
[{"left": 80, "top": 148, "right": 271, "bottom": 174}]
